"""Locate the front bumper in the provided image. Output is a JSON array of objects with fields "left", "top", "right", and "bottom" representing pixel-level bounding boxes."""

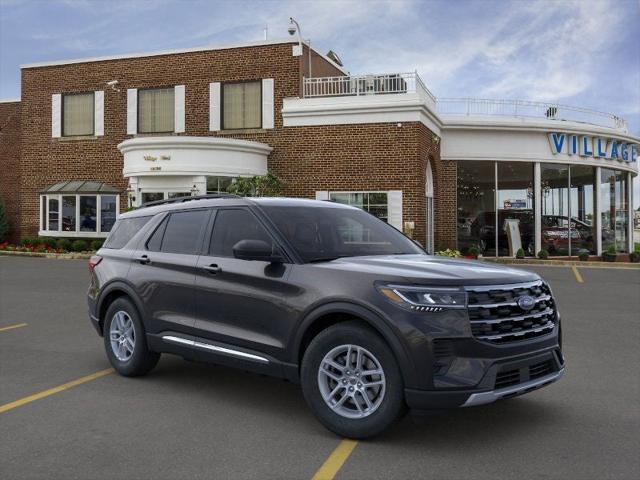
[{"left": 405, "top": 347, "right": 564, "bottom": 412}]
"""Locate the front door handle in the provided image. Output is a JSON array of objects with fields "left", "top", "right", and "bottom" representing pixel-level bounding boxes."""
[
  {"left": 203, "top": 264, "right": 221, "bottom": 274},
  {"left": 137, "top": 255, "right": 151, "bottom": 265}
]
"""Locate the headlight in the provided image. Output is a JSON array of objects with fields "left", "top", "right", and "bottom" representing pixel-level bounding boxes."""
[{"left": 377, "top": 285, "right": 467, "bottom": 312}]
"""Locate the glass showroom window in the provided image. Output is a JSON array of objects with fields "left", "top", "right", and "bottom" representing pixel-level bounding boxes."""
[
  {"left": 138, "top": 88, "right": 175, "bottom": 133},
  {"left": 329, "top": 192, "right": 389, "bottom": 222},
  {"left": 207, "top": 176, "right": 236, "bottom": 194},
  {"left": 541, "top": 164, "right": 570, "bottom": 256},
  {"left": 62, "top": 92, "right": 94, "bottom": 136},
  {"left": 40, "top": 194, "right": 119, "bottom": 236},
  {"left": 569, "top": 165, "right": 596, "bottom": 255},
  {"left": 457, "top": 161, "right": 496, "bottom": 256},
  {"left": 222, "top": 81, "right": 261, "bottom": 130},
  {"left": 601, "top": 169, "right": 629, "bottom": 253},
  {"left": 497, "top": 162, "right": 534, "bottom": 256}
]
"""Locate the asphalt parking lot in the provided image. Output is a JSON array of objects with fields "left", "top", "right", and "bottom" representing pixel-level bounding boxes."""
[{"left": 1, "top": 256, "right": 639, "bottom": 480}]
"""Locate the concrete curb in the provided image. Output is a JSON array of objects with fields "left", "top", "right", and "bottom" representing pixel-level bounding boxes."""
[
  {"left": 0, "top": 250, "right": 93, "bottom": 260},
  {"left": 482, "top": 257, "right": 640, "bottom": 269}
]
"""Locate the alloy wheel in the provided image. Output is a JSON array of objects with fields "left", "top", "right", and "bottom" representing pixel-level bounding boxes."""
[{"left": 109, "top": 311, "right": 135, "bottom": 362}]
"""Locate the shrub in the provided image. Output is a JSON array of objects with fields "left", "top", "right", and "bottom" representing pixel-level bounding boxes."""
[
  {"left": 578, "top": 251, "right": 590, "bottom": 261},
  {"left": 21, "top": 237, "right": 37, "bottom": 247},
  {"left": 515, "top": 248, "right": 525, "bottom": 259},
  {"left": 468, "top": 246, "right": 480, "bottom": 259},
  {"left": 435, "top": 248, "right": 462, "bottom": 258},
  {"left": 71, "top": 240, "right": 88, "bottom": 252},
  {"left": 0, "top": 197, "right": 9, "bottom": 242},
  {"left": 57, "top": 238, "right": 72, "bottom": 252},
  {"left": 630, "top": 252, "right": 640, "bottom": 263},
  {"left": 606, "top": 244, "right": 617, "bottom": 255},
  {"left": 537, "top": 249, "right": 549, "bottom": 260},
  {"left": 90, "top": 239, "right": 104, "bottom": 251},
  {"left": 37, "top": 237, "right": 57, "bottom": 248}
]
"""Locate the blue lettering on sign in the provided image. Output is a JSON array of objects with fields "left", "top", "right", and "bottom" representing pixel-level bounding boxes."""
[
  {"left": 548, "top": 133, "right": 565, "bottom": 154},
  {"left": 632, "top": 144, "right": 638, "bottom": 162},
  {"left": 596, "top": 138, "right": 607, "bottom": 157},
  {"left": 620, "top": 143, "right": 628, "bottom": 162},
  {"left": 610, "top": 141, "right": 619, "bottom": 159},
  {"left": 580, "top": 136, "right": 593, "bottom": 156},
  {"left": 570, "top": 135, "right": 578, "bottom": 155}
]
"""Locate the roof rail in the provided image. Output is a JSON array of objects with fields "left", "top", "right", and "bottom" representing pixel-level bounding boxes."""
[{"left": 138, "top": 193, "right": 241, "bottom": 209}]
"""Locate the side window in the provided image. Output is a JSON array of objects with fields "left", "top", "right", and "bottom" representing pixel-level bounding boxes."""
[
  {"left": 103, "top": 216, "right": 151, "bottom": 249},
  {"left": 146, "top": 216, "right": 168, "bottom": 252},
  {"left": 209, "top": 209, "right": 274, "bottom": 257},
  {"left": 153, "top": 210, "right": 209, "bottom": 255}
]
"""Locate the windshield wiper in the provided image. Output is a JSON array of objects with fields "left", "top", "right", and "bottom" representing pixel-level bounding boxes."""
[{"left": 306, "top": 255, "right": 353, "bottom": 263}]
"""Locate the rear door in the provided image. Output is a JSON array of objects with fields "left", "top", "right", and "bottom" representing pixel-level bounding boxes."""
[{"left": 127, "top": 208, "right": 212, "bottom": 337}]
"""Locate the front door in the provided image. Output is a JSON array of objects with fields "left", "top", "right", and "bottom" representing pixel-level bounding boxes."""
[{"left": 193, "top": 207, "right": 294, "bottom": 359}]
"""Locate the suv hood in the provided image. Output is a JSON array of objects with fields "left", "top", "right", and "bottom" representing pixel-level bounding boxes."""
[{"left": 315, "top": 254, "right": 539, "bottom": 286}]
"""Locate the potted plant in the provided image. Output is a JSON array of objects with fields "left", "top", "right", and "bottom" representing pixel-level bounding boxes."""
[
  {"left": 467, "top": 246, "right": 480, "bottom": 259},
  {"left": 537, "top": 249, "right": 549, "bottom": 260},
  {"left": 603, "top": 245, "right": 618, "bottom": 262},
  {"left": 515, "top": 248, "right": 525, "bottom": 259},
  {"left": 629, "top": 248, "right": 640, "bottom": 263},
  {"left": 578, "top": 251, "right": 590, "bottom": 262}
]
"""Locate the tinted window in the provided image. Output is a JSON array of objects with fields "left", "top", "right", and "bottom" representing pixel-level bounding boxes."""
[
  {"left": 261, "top": 205, "right": 423, "bottom": 263},
  {"left": 210, "top": 209, "right": 274, "bottom": 257},
  {"left": 103, "top": 216, "right": 151, "bottom": 249},
  {"left": 146, "top": 217, "right": 168, "bottom": 252},
  {"left": 160, "top": 210, "right": 210, "bottom": 254}
]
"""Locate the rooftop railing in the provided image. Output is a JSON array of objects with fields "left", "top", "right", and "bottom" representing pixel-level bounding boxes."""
[
  {"left": 437, "top": 98, "right": 628, "bottom": 131},
  {"left": 301, "top": 74, "right": 627, "bottom": 131},
  {"left": 303, "top": 72, "right": 436, "bottom": 103}
]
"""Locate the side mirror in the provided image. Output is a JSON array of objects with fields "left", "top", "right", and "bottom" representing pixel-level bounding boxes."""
[{"left": 232, "top": 239, "right": 283, "bottom": 263}]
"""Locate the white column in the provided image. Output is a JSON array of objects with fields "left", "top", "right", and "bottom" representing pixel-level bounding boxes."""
[
  {"left": 126, "top": 89, "right": 137, "bottom": 135},
  {"left": 51, "top": 94, "right": 62, "bottom": 138},
  {"left": 628, "top": 171, "right": 633, "bottom": 253},
  {"left": 174, "top": 85, "right": 186, "bottom": 133},
  {"left": 209, "top": 82, "right": 221, "bottom": 131},
  {"left": 595, "top": 166, "right": 602, "bottom": 256},
  {"left": 262, "top": 78, "right": 275, "bottom": 129},
  {"left": 94, "top": 91, "right": 104, "bottom": 136},
  {"left": 534, "top": 162, "right": 541, "bottom": 256}
]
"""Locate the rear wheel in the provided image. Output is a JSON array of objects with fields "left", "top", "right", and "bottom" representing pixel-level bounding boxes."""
[
  {"left": 301, "top": 321, "right": 406, "bottom": 439},
  {"left": 103, "top": 297, "right": 160, "bottom": 376}
]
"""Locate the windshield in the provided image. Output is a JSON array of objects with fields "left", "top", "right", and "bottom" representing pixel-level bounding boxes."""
[{"left": 261, "top": 205, "right": 424, "bottom": 263}]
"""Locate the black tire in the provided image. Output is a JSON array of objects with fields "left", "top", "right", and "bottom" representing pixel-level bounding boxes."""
[
  {"left": 301, "top": 321, "right": 406, "bottom": 439},
  {"left": 103, "top": 297, "right": 160, "bottom": 377}
]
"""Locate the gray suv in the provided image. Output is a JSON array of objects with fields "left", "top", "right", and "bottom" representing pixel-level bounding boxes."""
[{"left": 88, "top": 195, "right": 564, "bottom": 438}]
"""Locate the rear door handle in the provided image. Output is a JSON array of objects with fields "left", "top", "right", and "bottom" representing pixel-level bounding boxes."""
[
  {"left": 203, "top": 264, "right": 221, "bottom": 274},
  {"left": 137, "top": 255, "right": 151, "bottom": 265}
]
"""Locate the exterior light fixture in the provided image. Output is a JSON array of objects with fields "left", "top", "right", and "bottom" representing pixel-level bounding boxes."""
[{"left": 190, "top": 184, "right": 198, "bottom": 196}]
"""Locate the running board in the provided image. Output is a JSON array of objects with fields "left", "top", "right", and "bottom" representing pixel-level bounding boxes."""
[{"left": 162, "top": 335, "right": 269, "bottom": 364}]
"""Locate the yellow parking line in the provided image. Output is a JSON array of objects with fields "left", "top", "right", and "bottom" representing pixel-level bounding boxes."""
[
  {"left": 0, "top": 368, "right": 113, "bottom": 414},
  {"left": 312, "top": 439, "right": 359, "bottom": 480},
  {"left": 571, "top": 266, "right": 584, "bottom": 283},
  {"left": 0, "top": 323, "right": 28, "bottom": 333}
]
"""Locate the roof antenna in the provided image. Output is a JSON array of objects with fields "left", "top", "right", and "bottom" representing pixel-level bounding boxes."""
[{"left": 263, "top": 24, "right": 268, "bottom": 40}]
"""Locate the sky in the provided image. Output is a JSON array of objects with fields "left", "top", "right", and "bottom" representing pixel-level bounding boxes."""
[{"left": 1, "top": 0, "right": 639, "bottom": 203}]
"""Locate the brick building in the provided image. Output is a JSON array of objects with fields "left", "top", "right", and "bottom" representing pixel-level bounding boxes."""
[{"left": 0, "top": 38, "right": 638, "bottom": 256}]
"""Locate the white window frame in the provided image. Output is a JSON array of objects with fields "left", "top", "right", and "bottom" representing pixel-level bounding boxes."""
[{"left": 39, "top": 194, "right": 120, "bottom": 238}]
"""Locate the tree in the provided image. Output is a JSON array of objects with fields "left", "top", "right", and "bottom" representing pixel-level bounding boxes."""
[
  {"left": 0, "top": 197, "right": 9, "bottom": 242},
  {"left": 226, "top": 172, "right": 286, "bottom": 197}
]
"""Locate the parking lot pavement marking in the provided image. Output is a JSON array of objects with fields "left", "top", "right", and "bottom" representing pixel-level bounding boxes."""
[
  {"left": 0, "top": 368, "right": 113, "bottom": 414},
  {"left": 571, "top": 266, "right": 584, "bottom": 283},
  {"left": 0, "top": 322, "right": 28, "bottom": 333},
  {"left": 311, "top": 439, "right": 359, "bottom": 480}
]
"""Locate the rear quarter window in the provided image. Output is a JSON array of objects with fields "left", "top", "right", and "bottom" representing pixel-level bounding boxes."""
[{"left": 103, "top": 216, "right": 151, "bottom": 249}]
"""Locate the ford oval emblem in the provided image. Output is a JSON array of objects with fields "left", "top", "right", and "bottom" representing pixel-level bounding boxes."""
[{"left": 517, "top": 295, "right": 536, "bottom": 311}]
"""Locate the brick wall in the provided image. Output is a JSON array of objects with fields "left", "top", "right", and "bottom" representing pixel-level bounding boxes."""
[
  {"left": 0, "top": 101, "right": 21, "bottom": 241},
  {"left": 15, "top": 41, "right": 446, "bottom": 246}
]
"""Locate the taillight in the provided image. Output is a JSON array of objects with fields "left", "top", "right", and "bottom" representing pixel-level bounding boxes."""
[{"left": 89, "top": 255, "right": 102, "bottom": 273}]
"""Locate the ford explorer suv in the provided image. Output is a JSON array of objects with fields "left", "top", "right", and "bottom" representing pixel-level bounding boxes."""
[{"left": 88, "top": 195, "right": 564, "bottom": 439}]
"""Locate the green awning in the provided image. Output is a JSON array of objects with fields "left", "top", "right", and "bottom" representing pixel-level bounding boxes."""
[{"left": 41, "top": 181, "right": 120, "bottom": 194}]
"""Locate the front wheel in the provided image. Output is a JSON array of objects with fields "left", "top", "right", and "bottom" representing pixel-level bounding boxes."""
[
  {"left": 301, "top": 321, "right": 406, "bottom": 439},
  {"left": 103, "top": 297, "right": 160, "bottom": 376}
]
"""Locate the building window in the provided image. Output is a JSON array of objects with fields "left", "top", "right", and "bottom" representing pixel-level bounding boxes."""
[
  {"left": 457, "top": 161, "right": 496, "bottom": 256},
  {"left": 39, "top": 194, "right": 119, "bottom": 237},
  {"left": 62, "top": 92, "right": 94, "bottom": 136},
  {"left": 138, "top": 88, "right": 175, "bottom": 133},
  {"left": 329, "top": 192, "right": 389, "bottom": 222},
  {"left": 222, "top": 81, "right": 261, "bottom": 130},
  {"left": 601, "top": 168, "right": 629, "bottom": 253},
  {"left": 497, "top": 162, "right": 534, "bottom": 256},
  {"left": 206, "top": 176, "right": 236, "bottom": 194},
  {"left": 141, "top": 192, "right": 165, "bottom": 204}
]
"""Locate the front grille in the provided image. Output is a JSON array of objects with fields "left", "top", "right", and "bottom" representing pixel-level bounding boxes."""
[
  {"left": 495, "top": 369, "right": 520, "bottom": 389},
  {"left": 466, "top": 280, "right": 557, "bottom": 344},
  {"left": 529, "top": 360, "right": 553, "bottom": 380}
]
